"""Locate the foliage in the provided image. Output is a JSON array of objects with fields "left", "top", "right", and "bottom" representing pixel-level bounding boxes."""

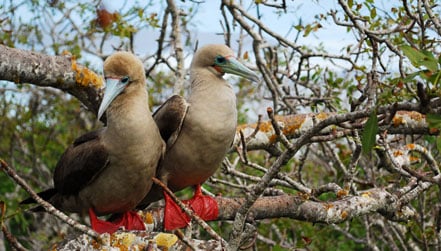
[{"left": 0, "top": 83, "right": 98, "bottom": 249}]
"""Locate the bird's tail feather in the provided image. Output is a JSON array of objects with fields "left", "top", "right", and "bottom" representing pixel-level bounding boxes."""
[{"left": 20, "top": 188, "right": 57, "bottom": 212}]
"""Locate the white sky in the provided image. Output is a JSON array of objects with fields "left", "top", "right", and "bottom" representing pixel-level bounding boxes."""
[
  {"left": 102, "top": 0, "right": 352, "bottom": 52},
  {"left": 5, "top": 0, "right": 428, "bottom": 118}
]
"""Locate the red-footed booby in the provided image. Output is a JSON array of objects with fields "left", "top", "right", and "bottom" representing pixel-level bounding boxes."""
[
  {"left": 138, "top": 44, "right": 259, "bottom": 230},
  {"left": 22, "top": 52, "right": 164, "bottom": 234}
]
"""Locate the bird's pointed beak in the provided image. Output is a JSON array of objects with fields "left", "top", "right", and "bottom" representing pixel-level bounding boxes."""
[
  {"left": 97, "top": 78, "right": 126, "bottom": 120},
  {"left": 221, "top": 57, "right": 259, "bottom": 82}
]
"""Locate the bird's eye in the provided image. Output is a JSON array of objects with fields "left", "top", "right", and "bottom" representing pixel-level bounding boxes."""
[
  {"left": 215, "top": 55, "right": 226, "bottom": 64},
  {"left": 121, "top": 76, "right": 130, "bottom": 84}
]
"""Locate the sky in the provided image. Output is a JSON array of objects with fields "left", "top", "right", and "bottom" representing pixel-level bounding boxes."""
[
  {"left": 96, "top": 0, "right": 354, "bottom": 117},
  {"left": 3, "top": 0, "right": 421, "bottom": 118},
  {"left": 92, "top": 0, "right": 360, "bottom": 80},
  {"left": 102, "top": 0, "right": 352, "bottom": 52}
]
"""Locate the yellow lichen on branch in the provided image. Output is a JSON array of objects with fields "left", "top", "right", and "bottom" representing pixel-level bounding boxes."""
[
  {"left": 234, "top": 110, "right": 437, "bottom": 152},
  {"left": 154, "top": 233, "right": 178, "bottom": 249},
  {"left": 70, "top": 54, "right": 103, "bottom": 88}
]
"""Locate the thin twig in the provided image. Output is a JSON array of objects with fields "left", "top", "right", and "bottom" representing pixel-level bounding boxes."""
[
  {"left": 167, "top": 0, "right": 186, "bottom": 95},
  {"left": 1, "top": 201, "right": 27, "bottom": 251},
  {"left": 267, "top": 107, "right": 293, "bottom": 149},
  {"left": 0, "top": 159, "right": 100, "bottom": 239},
  {"left": 1, "top": 224, "right": 27, "bottom": 251},
  {"left": 173, "top": 229, "right": 197, "bottom": 251}
]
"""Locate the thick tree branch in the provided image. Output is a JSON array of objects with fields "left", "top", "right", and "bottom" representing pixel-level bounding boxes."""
[
  {"left": 54, "top": 186, "right": 419, "bottom": 250},
  {"left": 233, "top": 110, "right": 440, "bottom": 152},
  {"left": 0, "top": 45, "right": 103, "bottom": 115},
  {"left": 145, "top": 188, "right": 399, "bottom": 227}
]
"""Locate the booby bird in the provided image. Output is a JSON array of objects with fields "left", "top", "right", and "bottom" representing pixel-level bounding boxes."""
[
  {"left": 22, "top": 52, "right": 164, "bottom": 234},
  {"left": 138, "top": 44, "right": 259, "bottom": 230}
]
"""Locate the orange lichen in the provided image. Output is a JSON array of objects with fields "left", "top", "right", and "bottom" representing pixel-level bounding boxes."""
[
  {"left": 71, "top": 55, "right": 103, "bottom": 88},
  {"left": 259, "top": 121, "right": 276, "bottom": 133},
  {"left": 341, "top": 210, "right": 348, "bottom": 219},
  {"left": 323, "top": 203, "right": 334, "bottom": 210},
  {"left": 269, "top": 134, "right": 278, "bottom": 143},
  {"left": 337, "top": 189, "right": 349, "bottom": 198},
  {"left": 393, "top": 111, "right": 425, "bottom": 126},
  {"left": 236, "top": 120, "right": 274, "bottom": 134},
  {"left": 110, "top": 233, "right": 136, "bottom": 251},
  {"left": 91, "top": 239, "right": 101, "bottom": 249},
  {"left": 316, "top": 112, "right": 329, "bottom": 120},
  {"left": 298, "top": 192, "right": 310, "bottom": 200},
  {"left": 406, "top": 143, "right": 416, "bottom": 150},
  {"left": 392, "top": 116, "right": 404, "bottom": 127},
  {"left": 409, "top": 156, "right": 420, "bottom": 162},
  {"left": 61, "top": 50, "right": 70, "bottom": 57},
  {"left": 236, "top": 123, "right": 249, "bottom": 132},
  {"left": 393, "top": 150, "right": 403, "bottom": 157},
  {"left": 144, "top": 212, "right": 154, "bottom": 224},
  {"left": 279, "top": 114, "right": 306, "bottom": 136},
  {"left": 408, "top": 111, "right": 425, "bottom": 121}
]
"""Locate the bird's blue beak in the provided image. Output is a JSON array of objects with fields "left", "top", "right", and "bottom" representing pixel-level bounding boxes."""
[
  {"left": 220, "top": 57, "right": 259, "bottom": 83},
  {"left": 97, "top": 78, "right": 127, "bottom": 120}
]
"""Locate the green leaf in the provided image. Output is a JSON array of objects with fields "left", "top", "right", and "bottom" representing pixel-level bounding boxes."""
[
  {"left": 401, "top": 45, "right": 426, "bottom": 66},
  {"left": 426, "top": 113, "right": 441, "bottom": 129},
  {"left": 421, "top": 50, "right": 439, "bottom": 72},
  {"left": 370, "top": 8, "right": 376, "bottom": 19},
  {"left": 272, "top": 245, "right": 289, "bottom": 251},
  {"left": 362, "top": 110, "right": 378, "bottom": 155},
  {"left": 401, "top": 45, "right": 439, "bottom": 72},
  {"left": 436, "top": 136, "right": 441, "bottom": 153}
]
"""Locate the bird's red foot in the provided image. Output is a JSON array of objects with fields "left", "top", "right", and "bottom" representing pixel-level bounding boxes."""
[
  {"left": 163, "top": 185, "right": 219, "bottom": 230},
  {"left": 89, "top": 208, "right": 146, "bottom": 234}
]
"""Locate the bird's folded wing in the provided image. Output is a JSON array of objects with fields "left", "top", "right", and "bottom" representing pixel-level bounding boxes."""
[
  {"left": 53, "top": 128, "right": 110, "bottom": 195},
  {"left": 153, "top": 95, "right": 189, "bottom": 151}
]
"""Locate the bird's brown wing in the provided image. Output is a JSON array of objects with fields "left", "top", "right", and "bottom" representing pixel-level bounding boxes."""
[
  {"left": 53, "top": 128, "right": 109, "bottom": 195},
  {"left": 153, "top": 95, "right": 189, "bottom": 151}
]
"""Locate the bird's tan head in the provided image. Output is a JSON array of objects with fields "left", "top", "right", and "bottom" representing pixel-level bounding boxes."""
[
  {"left": 98, "top": 52, "right": 147, "bottom": 120},
  {"left": 191, "top": 44, "right": 259, "bottom": 82},
  {"left": 191, "top": 44, "right": 235, "bottom": 69},
  {"left": 103, "top": 51, "right": 145, "bottom": 82}
]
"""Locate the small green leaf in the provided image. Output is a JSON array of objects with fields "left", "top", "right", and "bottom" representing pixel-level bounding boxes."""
[
  {"left": 370, "top": 8, "right": 376, "bottom": 19},
  {"left": 401, "top": 45, "right": 426, "bottom": 67},
  {"left": 427, "top": 113, "right": 441, "bottom": 129},
  {"left": 421, "top": 50, "right": 439, "bottom": 72},
  {"left": 436, "top": 136, "right": 441, "bottom": 153},
  {"left": 362, "top": 110, "right": 378, "bottom": 155},
  {"left": 401, "top": 45, "right": 439, "bottom": 72}
]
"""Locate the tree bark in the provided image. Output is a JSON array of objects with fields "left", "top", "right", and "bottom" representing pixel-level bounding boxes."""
[
  {"left": 0, "top": 45, "right": 103, "bottom": 115},
  {"left": 146, "top": 187, "right": 413, "bottom": 228}
]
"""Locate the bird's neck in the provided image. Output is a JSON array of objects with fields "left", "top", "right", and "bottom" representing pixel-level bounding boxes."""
[
  {"left": 105, "top": 87, "right": 153, "bottom": 143},
  {"left": 190, "top": 67, "right": 227, "bottom": 92},
  {"left": 188, "top": 68, "right": 237, "bottom": 136}
]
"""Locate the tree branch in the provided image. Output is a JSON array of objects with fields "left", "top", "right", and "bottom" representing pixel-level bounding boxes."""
[
  {"left": 0, "top": 45, "right": 103, "bottom": 115},
  {"left": 0, "top": 159, "right": 100, "bottom": 239},
  {"left": 233, "top": 109, "right": 440, "bottom": 152}
]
